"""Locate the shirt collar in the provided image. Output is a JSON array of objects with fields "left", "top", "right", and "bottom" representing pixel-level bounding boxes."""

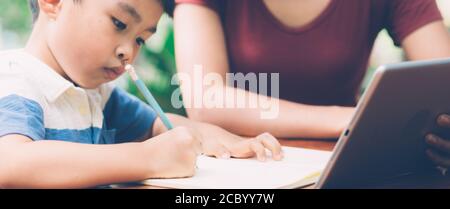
[{"left": 16, "top": 50, "right": 75, "bottom": 102}]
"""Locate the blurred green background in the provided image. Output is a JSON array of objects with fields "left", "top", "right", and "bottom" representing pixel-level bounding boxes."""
[{"left": 1, "top": 0, "right": 449, "bottom": 113}]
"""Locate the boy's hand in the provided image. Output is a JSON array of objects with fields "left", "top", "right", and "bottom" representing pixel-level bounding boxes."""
[
  {"left": 194, "top": 123, "right": 284, "bottom": 162},
  {"left": 144, "top": 127, "right": 202, "bottom": 179}
]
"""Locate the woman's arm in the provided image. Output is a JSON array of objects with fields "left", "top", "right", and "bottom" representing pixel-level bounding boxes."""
[
  {"left": 173, "top": 4, "right": 354, "bottom": 139},
  {"left": 401, "top": 20, "right": 450, "bottom": 169},
  {"left": 402, "top": 21, "right": 450, "bottom": 60}
]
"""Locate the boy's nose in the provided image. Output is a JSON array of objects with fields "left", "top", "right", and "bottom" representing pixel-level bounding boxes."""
[
  {"left": 118, "top": 53, "right": 126, "bottom": 61},
  {"left": 115, "top": 44, "right": 134, "bottom": 63},
  {"left": 116, "top": 54, "right": 129, "bottom": 65}
]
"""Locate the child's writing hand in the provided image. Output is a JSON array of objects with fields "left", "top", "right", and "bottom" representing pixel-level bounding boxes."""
[{"left": 143, "top": 127, "right": 202, "bottom": 179}]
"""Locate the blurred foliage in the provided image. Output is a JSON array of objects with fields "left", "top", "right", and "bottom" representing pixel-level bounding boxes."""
[
  {"left": 0, "top": 0, "right": 33, "bottom": 41},
  {"left": 126, "top": 16, "right": 187, "bottom": 116}
]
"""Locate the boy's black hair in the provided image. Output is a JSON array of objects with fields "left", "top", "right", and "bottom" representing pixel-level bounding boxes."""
[
  {"left": 28, "top": 0, "right": 175, "bottom": 23},
  {"left": 28, "top": 0, "right": 39, "bottom": 22},
  {"left": 162, "top": 0, "right": 175, "bottom": 17}
]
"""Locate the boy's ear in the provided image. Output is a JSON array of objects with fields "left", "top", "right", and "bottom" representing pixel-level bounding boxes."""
[{"left": 37, "top": 0, "right": 63, "bottom": 20}]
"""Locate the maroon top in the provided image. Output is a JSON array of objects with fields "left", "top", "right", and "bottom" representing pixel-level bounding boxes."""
[{"left": 175, "top": 0, "right": 443, "bottom": 106}]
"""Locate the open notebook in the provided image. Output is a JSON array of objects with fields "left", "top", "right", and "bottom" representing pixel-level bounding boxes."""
[{"left": 142, "top": 146, "right": 332, "bottom": 189}]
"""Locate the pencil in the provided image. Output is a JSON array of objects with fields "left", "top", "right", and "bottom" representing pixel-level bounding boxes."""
[{"left": 125, "top": 64, "right": 174, "bottom": 130}]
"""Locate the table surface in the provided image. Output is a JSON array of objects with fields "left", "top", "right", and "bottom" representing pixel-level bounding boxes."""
[{"left": 111, "top": 139, "right": 450, "bottom": 189}]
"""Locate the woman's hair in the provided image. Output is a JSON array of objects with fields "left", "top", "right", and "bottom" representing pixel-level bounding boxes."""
[{"left": 28, "top": 0, "right": 175, "bottom": 23}]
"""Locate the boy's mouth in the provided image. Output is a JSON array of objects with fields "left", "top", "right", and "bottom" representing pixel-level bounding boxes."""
[{"left": 103, "top": 66, "right": 125, "bottom": 80}]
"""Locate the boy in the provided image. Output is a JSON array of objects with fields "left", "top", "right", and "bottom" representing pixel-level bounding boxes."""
[{"left": 0, "top": 0, "right": 283, "bottom": 188}]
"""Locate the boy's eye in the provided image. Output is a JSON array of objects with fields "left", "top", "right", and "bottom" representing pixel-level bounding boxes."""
[
  {"left": 112, "top": 17, "right": 127, "bottom": 31},
  {"left": 136, "top": 37, "right": 146, "bottom": 46}
]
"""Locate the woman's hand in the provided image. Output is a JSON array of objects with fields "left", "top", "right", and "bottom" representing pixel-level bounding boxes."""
[
  {"left": 193, "top": 122, "right": 284, "bottom": 162},
  {"left": 160, "top": 114, "right": 284, "bottom": 162},
  {"left": 425, "top": 114, "right": 450, "bottom": 170}
]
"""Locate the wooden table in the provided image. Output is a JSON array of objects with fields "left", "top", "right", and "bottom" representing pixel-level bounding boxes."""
[{"left": 111, "top": 139, "right": 450, "bottom": 189}]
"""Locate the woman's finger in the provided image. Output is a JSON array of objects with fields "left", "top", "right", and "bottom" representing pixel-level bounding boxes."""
[
  {"left": 200, "top": 139, "right": 230, "bottom": 159},
  {"left": 257, "top": 133, "right": 284, "bottom": 161},
  {"left": 426, "top": 134, "right": 450, "bottom": 155},
  {"left": 437, "top": 114, "right": 450, "bottom": 128},
  {"left": 212, "top": 144, "right": 231, "bottom": 159},
  {"left": 195, "top": 140, "right": 203, "bottom": 156},
  {"left": 427, "top": 149, "right": 450, "bottom": 168},
  {"left": 250, "top": 140, "right": 267, "bottom": 162}
]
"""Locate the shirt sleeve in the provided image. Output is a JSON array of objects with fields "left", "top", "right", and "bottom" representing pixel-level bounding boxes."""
[
  {"left": 0, "top": 94, "right": 45, "bottom": 141},
  {"left": 103, "top": 87, "right": 157, "bottom": 143},
  {"left": 385, "top": 0, "right": 443, "bottom": 46},
  {"left": 174, "top": 0, "right": 220, "bottom": 12}
]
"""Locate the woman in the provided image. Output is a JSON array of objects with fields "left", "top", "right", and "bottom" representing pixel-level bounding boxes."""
[{"left": 165, "top": 0, "right": 450, "bottom": 168}]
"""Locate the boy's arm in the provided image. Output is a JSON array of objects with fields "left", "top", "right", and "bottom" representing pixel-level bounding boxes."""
[{"left": 0, "top": 134, "right": 154, "bottom": 189}]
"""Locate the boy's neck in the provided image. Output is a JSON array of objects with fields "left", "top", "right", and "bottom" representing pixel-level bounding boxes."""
[{"left": 24, "top": 19, "right": 71, "bottom": 82}]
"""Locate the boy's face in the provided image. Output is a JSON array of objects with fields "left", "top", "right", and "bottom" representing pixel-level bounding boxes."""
[{"left": 46, "top": 0, "right": 163, "bottom": 88}]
